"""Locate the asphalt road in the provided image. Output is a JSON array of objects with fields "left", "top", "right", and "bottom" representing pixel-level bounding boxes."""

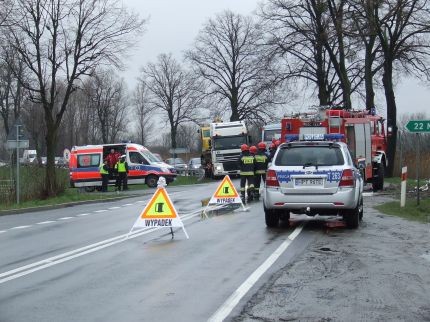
[
  {"left": 0, "top": 180, "right": 313, "bottom": 322},
  {"left": 3, "top": 181, "right": 425, "bottom": 322}
]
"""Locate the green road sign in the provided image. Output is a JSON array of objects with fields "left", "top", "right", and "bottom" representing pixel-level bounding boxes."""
[{"left": 405, "top": 120, "right": 430, "bottom": 133}]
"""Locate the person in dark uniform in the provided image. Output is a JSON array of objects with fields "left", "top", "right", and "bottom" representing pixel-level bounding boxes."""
[
  {"left": 239, "top": 144, "right": 255, "bottom": 203},
  {"left": 254, "top": 142, "right": 269, "bottom": 200},
  {"left": 269, "top": 142, "right": 277, "bottom": 162},
  {"left": 115, "top": 155, "right": 129, "bottom": 191},
  {"left": 99, "top": 159, "right": 110, "bottom": 192}
]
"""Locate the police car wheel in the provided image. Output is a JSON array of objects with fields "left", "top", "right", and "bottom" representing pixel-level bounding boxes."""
[
  {"left": 146, "top": 175, "right": 158, "bottom": 188},
  {"left": 264, "top": 206, "right": 280, "bottom": 228},
  {"left": 358, "top": 196, "right": 364, "bottom": 221},
  {"left": 343, "top": 204, "right": 360, "bottom": 229}
]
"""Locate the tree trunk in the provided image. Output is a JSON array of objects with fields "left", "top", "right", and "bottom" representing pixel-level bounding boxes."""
[
  {"left": 364, "top": 35, "right": 376, "bottom": 110},
  {"left": 382, "top": 62, "right": 397, "bottom": 177},
  {"left": 230, "top": 87, "right": 239, "bottom": 121},
  {"left": 44, "top": 125, "right": 58, "bottom": 197},
  {"left": 315, "top": 44, "right": 330, "bottom": 105},
  {"left": 170, "top": 127, "right": 177, "bottom": 149}
]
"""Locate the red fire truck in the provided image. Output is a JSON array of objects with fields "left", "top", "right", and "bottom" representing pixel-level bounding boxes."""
[{"left": 281, "top": 107, "right": 388, "bottom": 190}]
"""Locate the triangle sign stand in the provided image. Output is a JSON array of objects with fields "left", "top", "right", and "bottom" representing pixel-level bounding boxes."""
[
  {"left": 203, "top": 175, "right": 248, "bottom": 217},
  {"left": 128, "top": 187, "right": 189, "bottom": 239}
]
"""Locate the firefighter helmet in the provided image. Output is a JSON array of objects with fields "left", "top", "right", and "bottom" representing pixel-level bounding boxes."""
[
  {"left": 240, "top": 144, "right": 249, "bottom": 152},
  {"left": 249, "top": 146, "right": 257, "bottom": 154},
  {"left": 274, "top": 140, "right": 281, "bottom": 147},
  {"left": 269, "top": 143, "right": 276, "bottom": 150},
  {"left": 257, "top": 142, "right": 266, "bottom": 150}
]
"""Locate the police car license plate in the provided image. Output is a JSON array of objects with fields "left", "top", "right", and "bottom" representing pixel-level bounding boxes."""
[{"left": 295, "top": 178, "right": 323, "bottom": 186}]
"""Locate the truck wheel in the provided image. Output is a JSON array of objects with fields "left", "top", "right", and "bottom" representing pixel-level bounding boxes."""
[
  {"left": 264, "top": 206, "right": 280, "bottom": 228},
  {"left": 343, "top": 202, "right": 360, "bottom": 229},
  {"left": 84, "top": 186, "right": 95, "bottom": 192},
  {"left": 372, "top": 164, "right": 384, "bottom": 191},
  {"left": 146, "top": 175, "right": 158, "bottom": 188}
]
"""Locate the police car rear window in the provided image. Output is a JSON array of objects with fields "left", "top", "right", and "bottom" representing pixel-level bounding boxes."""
[
  {"left": 78, "top": 154, "right": 100, "bottom": 168},
  {"left": 275, "top": 146, "right": 344, "bottom": 166}
]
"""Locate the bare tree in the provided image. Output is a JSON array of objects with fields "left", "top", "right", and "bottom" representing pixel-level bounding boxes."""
[
  {"left": 370, "top": 0, "right": 430, "bottom": 176},
  {"left": 0, "top": 44, "right": 25, "bottom": 135},
  {"left": 4, "top": 0, "right": 145, "bottom": 196},
  {"left": 133, "top": 81, "right": 155, "bottom": 146},
  {"left": 141, "top": 53, "right": 203, "bottom": 149},
  {"left": 259, "top": 0, "right": 338, "bottom": 106},
  {"left": 186, "top": 10, "right": 287, "bottom": 123},
  {"left": 84, "top": 70, "right": 129, "bottom": 144},
  {"left": 176, "top": 123, "right": 199, "bottom": 153}
]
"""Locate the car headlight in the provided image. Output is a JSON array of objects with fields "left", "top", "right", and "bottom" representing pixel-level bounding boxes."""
[{"left": 215, "top": 163, "right": 223, "bottom": 171}]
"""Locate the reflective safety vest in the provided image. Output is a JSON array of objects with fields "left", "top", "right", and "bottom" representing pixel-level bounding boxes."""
[
  {"left": 99, "top": 164, "right": 109, "bottom": 175},
  {"left": 115, "top": 161, "right": 127, "bottom": 173},
  {"left": 254, "top": 152, "right": 268, "bottom": 175},
  {"left": 240, "top": 155, "right": 255, "bottom": 176}
]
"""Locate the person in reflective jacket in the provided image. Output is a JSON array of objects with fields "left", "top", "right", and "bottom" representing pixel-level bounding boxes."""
[
  {"left": 239, "top": 144, "right": 255, "bottom": 203},
  {"left": 99, "top": 159, "right": 110, "bottom": 192},
  {"left": 254, "top": 142, "right": 269, "bottom": 200},
  {"left": 115, "top": 155, "right": 129, "bottom": 191}
]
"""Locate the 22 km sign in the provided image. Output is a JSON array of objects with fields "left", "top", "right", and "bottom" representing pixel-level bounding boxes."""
[{"left": 405, "top": 120, "right": 430, "bottom": 133}]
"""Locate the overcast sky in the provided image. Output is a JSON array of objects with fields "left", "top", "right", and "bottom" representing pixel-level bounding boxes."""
[{"left": 121, "top": 0, "right": 429, "bottom": 118}]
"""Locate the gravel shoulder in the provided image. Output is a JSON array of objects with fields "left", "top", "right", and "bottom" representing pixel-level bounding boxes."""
[{"left": 234, "top": 195, "right": 430, "bottom": 322}]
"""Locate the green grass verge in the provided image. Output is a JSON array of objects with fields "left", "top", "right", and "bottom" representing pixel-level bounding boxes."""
[
  {"left": 0, "top": 188, "right": 123, "bottom": 211},
  {"left": 0, "top": 174, "right": 213, "bottom": 211},
  {"left": 375, "top": 197, "right": 430, "bottom": 223}
]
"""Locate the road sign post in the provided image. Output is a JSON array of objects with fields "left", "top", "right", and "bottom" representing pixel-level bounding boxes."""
[
  {"left": 6, "top": 118, "right": 29, "bottom": 205},
  {"left": 405, "top": 120, "right": 430, "bottom": 206}
]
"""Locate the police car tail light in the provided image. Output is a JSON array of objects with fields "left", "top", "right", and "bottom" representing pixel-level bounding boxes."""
[
  {"left": 339, "top": 169, "right": 354, "bottom": 187},
  {"left": 266, "top": 170, "right": 279, "bottom": 187}
]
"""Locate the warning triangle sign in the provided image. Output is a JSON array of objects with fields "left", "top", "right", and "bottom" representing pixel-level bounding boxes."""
[
  {"left": 213, "top": 175, "right": 239, "bottom": 198},
  {"left": 129, "top": 187, "right": 189, "bottom": 238},
  {"left": 205, "top": 175, "right": 245, "bottom": 209},
  {"left": 140, "top": 188, "right": 177, "bottom": 219}
]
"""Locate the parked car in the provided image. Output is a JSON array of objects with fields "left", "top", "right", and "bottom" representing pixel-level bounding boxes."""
[
  {"left": 55, "top": 157, "right": 68, "bottom": 167},
  {"left": 263, "top": 136, "right": 364, "bottom": 229},
  {"left": 188, "top": 157, "right": 202, "bottom": 175},
  {"left": 165, "top": 157, "right": 188, "bottom": 174}
]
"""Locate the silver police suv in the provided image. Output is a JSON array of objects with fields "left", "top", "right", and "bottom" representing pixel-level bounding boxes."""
[{"left": 263, "top": 136, "right": 363, "bottom": 229}]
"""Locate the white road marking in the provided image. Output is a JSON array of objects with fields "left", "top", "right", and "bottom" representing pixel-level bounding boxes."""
[
  {"left": 136, "top": 201, "right": 146, "bottom": 203},
  {"left": 10, "top": 226, "right": 31, "bottom": 230},
  {"left": 0, "top": 210, "right": 202, "bottom": 285},
  {"left": 108, "top": 207, "right": 120, "bottom": 210},
  {"left": 77, "top": 213, "right": 90, "bottom": 217},
  {"left": 37, "top": 221, "right": 56, "bottom": 225},
  {"left": 0, "top": 231, "right": 6, "bottom": 234},
  {"left": 94, "top": 210, "right": 107, "bottom": 213},
  {"left": 122, "top": 203, "right": 133, "bottom": 206},
  {"left": 208, "top": 224, "right": 305, "bottom": 322},
  {"left": 59, "top": 217, "right": 73, "bottom": 220}
]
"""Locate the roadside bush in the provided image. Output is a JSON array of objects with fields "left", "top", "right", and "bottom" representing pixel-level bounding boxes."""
[{"left": 0, "top": 166, "right": 68, "bottom": 205}]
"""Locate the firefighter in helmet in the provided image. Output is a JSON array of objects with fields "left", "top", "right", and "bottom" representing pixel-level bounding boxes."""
[
  {"left": 254, "top": 142, "right": 269, "bottom": 200},
  {"left": 239, "top": 144, "right": 255, "bottom": 203},
  {"left": 269, "top": 142, "right": 277, "bottom": 162}
]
